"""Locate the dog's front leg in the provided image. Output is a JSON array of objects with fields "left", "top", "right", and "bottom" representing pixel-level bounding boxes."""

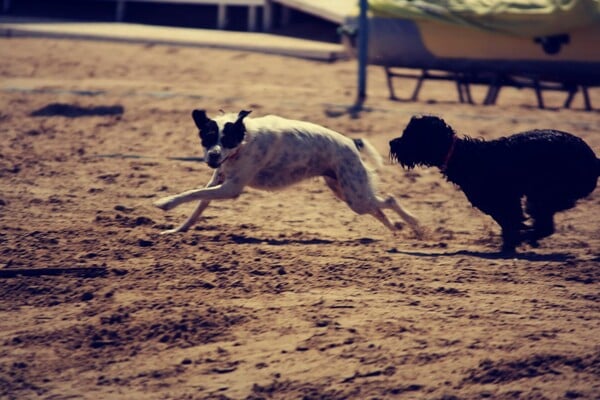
[
  {"left": 159, "top": 170, "right": 223, "bottom": 235},
  {"left": 154, "top": 179, "right": 243, "bottom": 211}
]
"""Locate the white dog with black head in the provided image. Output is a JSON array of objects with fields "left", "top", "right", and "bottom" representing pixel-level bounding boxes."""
[{"left": 154, "top": 109, "right": 421, "bottom": 236}]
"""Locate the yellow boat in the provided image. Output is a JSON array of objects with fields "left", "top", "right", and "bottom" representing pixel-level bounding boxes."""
[{"left": 342, "top": 0, "right": 600, "bottom": 109}]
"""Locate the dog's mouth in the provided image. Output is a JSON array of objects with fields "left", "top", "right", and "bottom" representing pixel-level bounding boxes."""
[
  {"left": 206, "top": 151, "right": 235, "bottom": 169},
  {"left": 389, "top": 139, "right": 415, "bottom": 169},
  {"left": 390, "top": 150, "right": 416, "bottom": 170},
  {"left": 206, "top": 155, "right": 222, "bottom": 169},
  {"left": 207, "top": 160, "right": 222, "bottom": 169}
]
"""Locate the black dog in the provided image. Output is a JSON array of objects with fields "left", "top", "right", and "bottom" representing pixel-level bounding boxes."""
[{"left": 389, "top": 115, "right": 599, "bottom": 252}]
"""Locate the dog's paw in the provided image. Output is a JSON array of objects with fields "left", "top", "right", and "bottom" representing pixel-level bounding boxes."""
[
  {"left": 393, "top": 221, "right": 425, "bottom": 239},
  {"left": 154, "top": 196, "right": 177, "bottom": 211},
  {"left": 414, "top": 230, "right": 424, "bottom": 240},
  {"left": 406, "top": 223, "right": 425, "bottom": 239},
  {"left": 393, "top": 221, "right": 404, "bottom": 231},
  {"left": 160, "top": 228, "right": 182, "bottom": 235},
  {"left": 412, "top": 228, "right": 427, "bottom": 240},
  {"left": 159, "top": 223, "right": 192, "bottom": 235}
]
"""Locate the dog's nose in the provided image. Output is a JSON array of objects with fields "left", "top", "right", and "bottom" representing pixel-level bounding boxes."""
[{"left": 207, "top": 152, "right": 221, "bottom": 167}]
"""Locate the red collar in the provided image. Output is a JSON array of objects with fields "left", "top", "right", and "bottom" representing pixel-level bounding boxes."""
[
  {"left": 228, "top": 146, "right": 242, "bottom": 162},
  {"left": 441, "top": 136, "right": 457, "bottom": 172},
  {"left": 220, "top": 136, "right": 251, "bottom": 166},
  {"left": 221, "top": 147, "right": 242, "bottom": 165}
]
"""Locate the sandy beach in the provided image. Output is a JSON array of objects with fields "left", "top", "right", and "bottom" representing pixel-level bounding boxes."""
[{"left": 1, "top": 36, "right": 599, "bottom": 399}]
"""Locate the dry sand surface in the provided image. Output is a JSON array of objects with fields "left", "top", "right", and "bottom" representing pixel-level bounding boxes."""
[{"left": 0, "top": 37, "right": 599, "bottom": 399}]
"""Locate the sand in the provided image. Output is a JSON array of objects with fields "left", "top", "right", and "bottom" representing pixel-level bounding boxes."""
[{"left": 0, "top": 37, "right": 599, "bottom": 399}]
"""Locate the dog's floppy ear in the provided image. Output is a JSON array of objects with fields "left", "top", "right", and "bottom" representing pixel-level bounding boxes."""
[
  {"left": 193, "top": 109, "right": 219, "bottom": 148},
  {"left": 192, "top": 109, "right": 209, "bottom": 129}
]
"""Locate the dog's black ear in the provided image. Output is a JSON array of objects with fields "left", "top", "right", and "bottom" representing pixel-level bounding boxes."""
[
  {"left": 192, "top": 109, "right": 209, "bottom": 129},
  {"left": 237, "top": 110, "right": 251, "bottom": 121},
  {"left": 234, "top": 110, "right": 251, "bottom": 136}
]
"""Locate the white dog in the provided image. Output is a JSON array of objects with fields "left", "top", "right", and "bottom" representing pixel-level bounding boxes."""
[{"left": 154, "top": 109, "right": 421, "bottom": 236}]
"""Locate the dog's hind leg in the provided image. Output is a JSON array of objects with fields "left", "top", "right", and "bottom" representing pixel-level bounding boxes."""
[
  {"left": 325, "top": 175, "right": 399, "bottom": 233},
  {"left": 370, "top": 208, "right": 398, "bottom": 232},
  {"left": 324, "top": 176, "right": 345, "bottom": 202},
  {"left": 525, "top": 198, "right": 557, "bottom": 247},
  {"left": 483, "top": 198, "right": 527, "bottom": 253},
  {"left": 329, "top": 165, "right": 422, "bottom": 236},
  {"left": 376, "top": 195, "right": 423, "bottom": 237}
]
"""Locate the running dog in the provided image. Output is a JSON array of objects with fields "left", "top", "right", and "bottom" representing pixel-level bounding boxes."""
[
  {"left": 154, "top": 109, "right": 422, "bottom": 236},
  {"left": 389, "top": 115, "right": 599, "bottom": 252}
]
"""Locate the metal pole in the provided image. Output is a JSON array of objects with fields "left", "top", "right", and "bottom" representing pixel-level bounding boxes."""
[
  {"left": 354, "top": 0, "right": 369, "bottom": 110},
  {"left": 116, "top": 1, "right": 126, "bottom": 22}
]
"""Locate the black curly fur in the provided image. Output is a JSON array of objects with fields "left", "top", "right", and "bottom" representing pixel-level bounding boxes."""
[{"left": 390, "top": 115, "right": 599, "bottom": 252}]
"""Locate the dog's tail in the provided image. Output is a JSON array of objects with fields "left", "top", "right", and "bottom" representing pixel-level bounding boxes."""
[{"left": 353, "top": 138, "right": 383, "bottom": 169}]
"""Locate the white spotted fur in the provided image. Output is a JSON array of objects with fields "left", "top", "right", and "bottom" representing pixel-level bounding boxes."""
[{"left": 154, "top": 112, "right": 421, "bottom": 235}]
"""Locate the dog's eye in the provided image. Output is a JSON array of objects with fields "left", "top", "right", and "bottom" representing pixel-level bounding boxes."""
[
  {"left": 221, "top": 135, "right": 239, "bottom": 149},
  {"left": 199, "top": 121, "right": 219, "bottom": 148},
  {"left": 200, "top": 131, "right": 218, "bottom": 148},
  {"left": 221, "top": 122, "right": 243, "bottom": 149},
  {"left": 222, "top": 122, "right": 235, "bottom": 135}
]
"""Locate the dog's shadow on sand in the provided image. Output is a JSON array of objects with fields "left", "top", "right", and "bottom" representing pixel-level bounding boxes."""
[
  {"left": 391, "top": 248, "right": 574, "bottom": 262},
  {"left": 225, "top": 233, "right": 378, "bottom": 247}
]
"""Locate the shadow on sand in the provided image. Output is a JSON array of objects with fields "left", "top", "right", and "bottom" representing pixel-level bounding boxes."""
[
  {"left": 227, "top": 233, "right": 378, "bottom": 247},
  {"left": 30, "top": 103, "right": 124, "bottom": 118},
  {"left": 390, "top": 248, "right": 574, "bottom": 262}
]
